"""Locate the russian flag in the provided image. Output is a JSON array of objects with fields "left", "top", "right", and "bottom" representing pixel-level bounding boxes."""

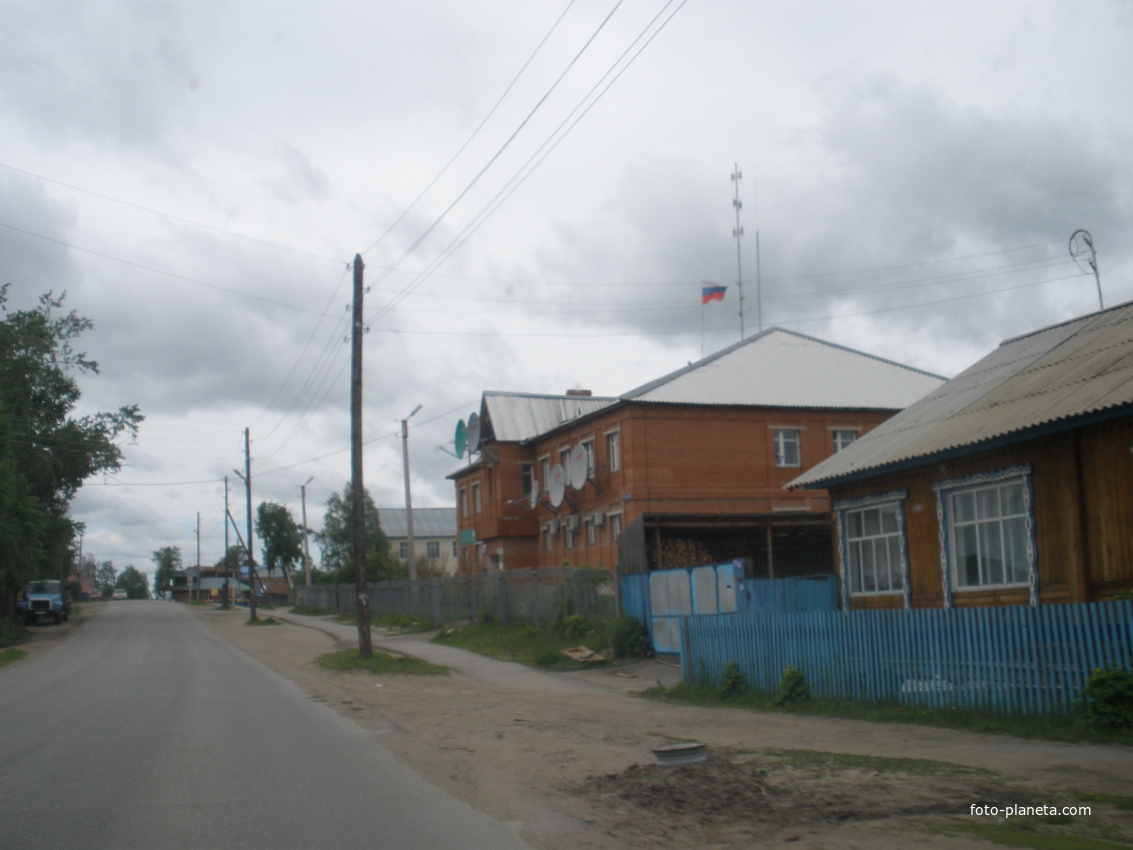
[{"left": 701, "top": 284, "right": 726, "bottom": 305}]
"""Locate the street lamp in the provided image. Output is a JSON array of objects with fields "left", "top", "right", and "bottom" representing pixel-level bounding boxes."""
[
  {"left": 402, "top": 405, "right": 422, "bottom": 594},
  {"left": 300, "top": 476, "right": 314, "bottom": 586}
]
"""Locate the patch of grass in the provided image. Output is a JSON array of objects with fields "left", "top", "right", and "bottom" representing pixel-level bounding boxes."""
[
  {"left": 317, "top": 648, "right": 447, "bottom": 675},
  {"left": 937, "top": 821, "right": 1131, "bottom": 850},
  {"left": 1, "top": 620, "right": 30, "bottom": 648},
  {"left": 642, "top": 682, "right": 1133, "bottom": 746},
  {"left": 1073, "top": 791, "right": 1133, "bottom": 812},
  {"left": 764, "top": 747, "right": 994, "bottom": 777},
  {"left": 432, "top": 621, "right": 616, "bottom": 670},
  {"left": 374, "top": 612, "right": 434, "bottom": 633},
  {"left": 291, "top": 606, "right": 335, "bottom": 617},
  {"left": 0, "top": 646, "right": 25, "bottom": 668}
]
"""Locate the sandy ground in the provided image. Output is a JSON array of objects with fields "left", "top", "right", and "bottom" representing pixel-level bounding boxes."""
[
  {"left": 12, "top": 602, "right": 1133, "bottom": 847},
  {"left": 198, "top": 607, "right": 1129, "bottom": 848}
]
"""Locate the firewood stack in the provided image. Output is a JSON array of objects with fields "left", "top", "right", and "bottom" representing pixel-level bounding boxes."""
[{"left": 659, "top": 537, "right": 714, "bottom": 570}]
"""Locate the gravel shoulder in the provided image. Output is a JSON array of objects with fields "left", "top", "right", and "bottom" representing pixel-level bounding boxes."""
[{"left": 202, "top": 606, "right": 1133, "bottom": 850}]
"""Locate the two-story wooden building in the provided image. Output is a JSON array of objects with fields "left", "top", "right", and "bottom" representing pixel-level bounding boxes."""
[
  {"left": 449, "top": 328, "right": 944, "bottom": 576},
  {"left": 789, "top": 301, "right": 1133, "bottom": 609}
]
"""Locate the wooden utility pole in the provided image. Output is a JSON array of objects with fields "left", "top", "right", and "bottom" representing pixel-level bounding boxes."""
[
  {"left": 351, "top": 254, "right": 373, "bottom": 657},
  {"left": 241, "top": 427, "right": 260, "bottom": 621}
]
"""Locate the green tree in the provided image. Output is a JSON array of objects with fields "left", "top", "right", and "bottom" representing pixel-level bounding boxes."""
[
  {"left": 96, "top": 560, "right": 117, "bottom": 598},
  {"left": 214, "top": 545, "right": 247, "bottom": 573},
  {"left": 0, "top": 287, "right": 143, "bottom": 619},
  {"left": 255, "top": 502, "right": 302, "bottom": 578},
  {"left": 116, "top": 566, "right": 150, "bottom": 600},
  {"left": 151, "top": 546, "right": 182, "bottom": 599},
  {"left": 314, "top": 482, "right": 403, "bottom": 584}
]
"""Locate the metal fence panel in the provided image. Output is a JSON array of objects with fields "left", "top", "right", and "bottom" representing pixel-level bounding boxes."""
[{"left": 680, "top": 600, "right": 1133, "bottom": 716}]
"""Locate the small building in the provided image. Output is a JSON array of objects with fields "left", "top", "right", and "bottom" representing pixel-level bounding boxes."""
[
  {"left": 380, "top": 507, "right": 458, "bottom": 575},
  {"left": 449, "top": 328, "right": 944, "bottom": 577},
  {"left": 789, "top": 301, "right": 1133, "bottom": 609}
]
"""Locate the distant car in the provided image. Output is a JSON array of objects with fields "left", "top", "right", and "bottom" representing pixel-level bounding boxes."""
[
  {"left": 18, "top": 580, "right": 71, "bottom": 625},
  {"left": 111, "top": 589, "right": 128, "bottom": 600}
]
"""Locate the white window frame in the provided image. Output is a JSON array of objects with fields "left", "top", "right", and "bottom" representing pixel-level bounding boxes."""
[
  {"left": 836, "top": 493, "right": 908, "bottom": 600},
  {"left": 609, "top": 512, "right": 623, "bottom": 542},
  {"left": 832, "top": 428, "right": 858, "bottom": 453},
  {"left": 580, "top": 438, "right": 596, "bottom": 478},
  {"left": 934, "top": 467, "right": 1036, "bottom": 604},
  {"left": 586, "top": 519, "right": 598, "bottom": 546},
  {"left": 539, "top": 456, "right": 551, "bottom": 490},
  {"left": 398, "top": 541, "right": 410, "bottom": 561},
  {"left": 606, "top": 429, "right": 621, "bottom": 472},
  {"left": 426, "top": 540, "right": 440, "bottom": 559},
  {"left": 773, "top": 428, "right": 802, "bottom": 468},
  {"left": 459, "top": 488, "right": 468, "bottom": 519}
]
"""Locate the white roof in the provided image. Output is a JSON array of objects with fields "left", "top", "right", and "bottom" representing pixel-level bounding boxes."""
[
  {"left": 622, "top": 328, "right": 945, "bottom": 409},
  {"left": 378, "top": 507, "right": 456, "bottom": 538},
  {"left": 481, "top": 391, "right": 618, "bottom": 443}
]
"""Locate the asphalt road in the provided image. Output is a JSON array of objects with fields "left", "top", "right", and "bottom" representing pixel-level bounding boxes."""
[{"left": 0, "top": 601, "right": 531, "bottom": 850}]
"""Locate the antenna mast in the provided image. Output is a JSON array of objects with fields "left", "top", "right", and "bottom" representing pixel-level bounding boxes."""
[
  {"left": 731, "top": 164, "right": 745, "bottom": 339},
  {"left": 1069, "top": 229, "right": 1103, "bottom": 310}
]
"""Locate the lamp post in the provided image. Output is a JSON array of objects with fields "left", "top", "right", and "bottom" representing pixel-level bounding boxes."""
[
  {"left": 300, "top": 476, "right": 314, "bottom": 586},
  {"left": 402, "top": 405, "right": 422, "bottom": 599}
]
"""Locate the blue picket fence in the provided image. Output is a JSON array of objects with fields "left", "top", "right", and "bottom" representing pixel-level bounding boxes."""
[{"left": 680, "top": 600, "right": 1133, "bottom": 716}]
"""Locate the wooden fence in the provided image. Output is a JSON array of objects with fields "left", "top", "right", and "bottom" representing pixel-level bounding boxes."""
[
  {"left": 293, "top": 567, "right": 616, "bottom": 628},
  {"left": 680, "top": 600, "right": 1133, "bottom": 716}
]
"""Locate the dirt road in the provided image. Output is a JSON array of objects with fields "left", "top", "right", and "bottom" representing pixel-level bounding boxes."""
[{"left": 202, "top": 607, "right": 1133, "bottom": 849}]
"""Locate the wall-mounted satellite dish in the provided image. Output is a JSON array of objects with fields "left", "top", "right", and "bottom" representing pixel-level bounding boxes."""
[
  {"left": 568, "top": 444, "right": 588, "bottom": 489},
  {"left": 454, "top": 420, "right": 467, "bottom": 459},
  {"left": 528, "top": 478, "right": 540, "bottom": 509},
  {"left": 548, "top": 464, "right": 566, "bottom": 508},
  {"left": 466, "top": 412, "right": 481, "bottom": 455}
]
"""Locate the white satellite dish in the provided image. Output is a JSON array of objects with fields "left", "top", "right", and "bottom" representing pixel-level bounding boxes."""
[
  {"left": 568, "top": 444, "right": 588, "bottom": 489},
  {"left": 548, "top": 464, "right": 566, "bottom": 508},
  {"left": 528, "top": 477, "right": 540, "bottom": 508},
  {"left": 466, "top": 412, "right": 481, "bottom": 454}
]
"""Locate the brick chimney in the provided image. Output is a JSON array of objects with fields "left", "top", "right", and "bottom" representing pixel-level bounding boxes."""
[{"left": 565, "top": 388, "right": 592, "bottom": 397}]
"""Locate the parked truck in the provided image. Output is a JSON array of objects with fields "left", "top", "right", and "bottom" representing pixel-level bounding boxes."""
[{"left": 18, "top": 580, "right": 71, "bottom": 626}]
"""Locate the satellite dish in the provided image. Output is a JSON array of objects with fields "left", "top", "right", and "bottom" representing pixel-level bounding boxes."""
[
  {"left": 548, "top": 464, "right": 566, "bottom": 508},
  {"left": 453, "top": 420, "right": 467, "bottom": 458},
  {"left": 568, "top": 444, "right": 588, "bottom": 489},
  {"left": 528, "top": 477, "right": 540, "bottom": 508},
  {"left": 466, "top": 412, "right": 481, "bottom": 454}
]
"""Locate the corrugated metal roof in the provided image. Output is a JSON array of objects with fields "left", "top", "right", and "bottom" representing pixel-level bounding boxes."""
[
  {"left": 621, "top": 327, "right": 945, "bottom": 409},
  {"left": 790, "top": 301, "right": 1133, "bottom": 488},
  {"left": 378, "top": 507, "right": 456, "bottom": 538},
  {"left": 481, "top": 391, "right": 619, "bottom": 443}
]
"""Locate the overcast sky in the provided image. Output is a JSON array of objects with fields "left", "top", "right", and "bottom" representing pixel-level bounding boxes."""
[{"left": 3, "top": 0, "right": 1130, "bottom": 583}]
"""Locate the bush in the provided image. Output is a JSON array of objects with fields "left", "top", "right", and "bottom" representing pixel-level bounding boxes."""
[
  {"left": 1079, "top": 667, "right": 1133, "bottom": 730},
  {"left": 561, "top": 613, "right": 589, "bottom": 639},
  {"left": 775, "top": 665, "right": 811, "bottom": 706},
  {"left": 608, "top": 615, "right": 651, "bottom": 659},
  {"left": 720, "top": 661, "right": 748, "bottom": 697}
]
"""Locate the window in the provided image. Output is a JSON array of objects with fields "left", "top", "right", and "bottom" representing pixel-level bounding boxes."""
[
  {"left": 832, "top": 429, "right": 858, "bottom": 452},
  {"left": 426, "top": 541, "right": 440, "bottom": 559},
  {"left": 521, "top": 463, "right": 535, "bottom": 499},
  {"left": 544, "top": 526, "right": 554, "bottom": 552},
  {"left": 472, "top": 482, "right": 481, "bottom": 514},
  {"left": 773, "top": 428, "right": 801, "bottom": 468},
  {"left": 944, "top": 474, "right": 1031, "bottom": 590},
  {"left": 581, "top": 439, "right": 595, "bottom": 478},
  {"left": 539, "top": 456, "right": 551, "bottom": 488},
  {"left": 459, "top": 488, "right": 468, "bottom": 519},
  {"left": 586, "top": 519, "right": 598, "bottom": 546},
  {"left": 451, "top": 541, "right": 457, "bottom": 558},
  {"left": 606, "top": 430, "right": 621, "bottom": 472},
  {"left": 609, "top": 513, "right": 622, "bottom": 542},
  {"left": 843, "top": 503, "right": 904, "bottom": 593},
  {"left": 398, "top": 542, "right": 409, "bottom": 560}
]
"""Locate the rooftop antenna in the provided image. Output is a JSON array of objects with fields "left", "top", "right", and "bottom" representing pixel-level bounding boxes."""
[
  {"left": 731, "top": 164, "right": 745, "bottom": 339},
  {"left": 1069, "top": 229, "right": 1103, "bottom": 310}
]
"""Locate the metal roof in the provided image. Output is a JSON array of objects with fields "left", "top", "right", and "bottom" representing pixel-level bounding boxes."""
[
  {"left": 621, "top": 327, "right": 945, "bottom": 409},
  {"left": 481, "top": 391, "right": 619, "bottom": 443},
  {"left": 378, "top": 507, "right": 457, "bottom": 538},
  {"left": 790, "top": 301, "right": 1133, "bottom": 489}
]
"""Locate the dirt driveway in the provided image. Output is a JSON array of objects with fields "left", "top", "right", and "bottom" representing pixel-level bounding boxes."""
[{"left": 203, "top": 607, "right": 1133, "bottom": 849}]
